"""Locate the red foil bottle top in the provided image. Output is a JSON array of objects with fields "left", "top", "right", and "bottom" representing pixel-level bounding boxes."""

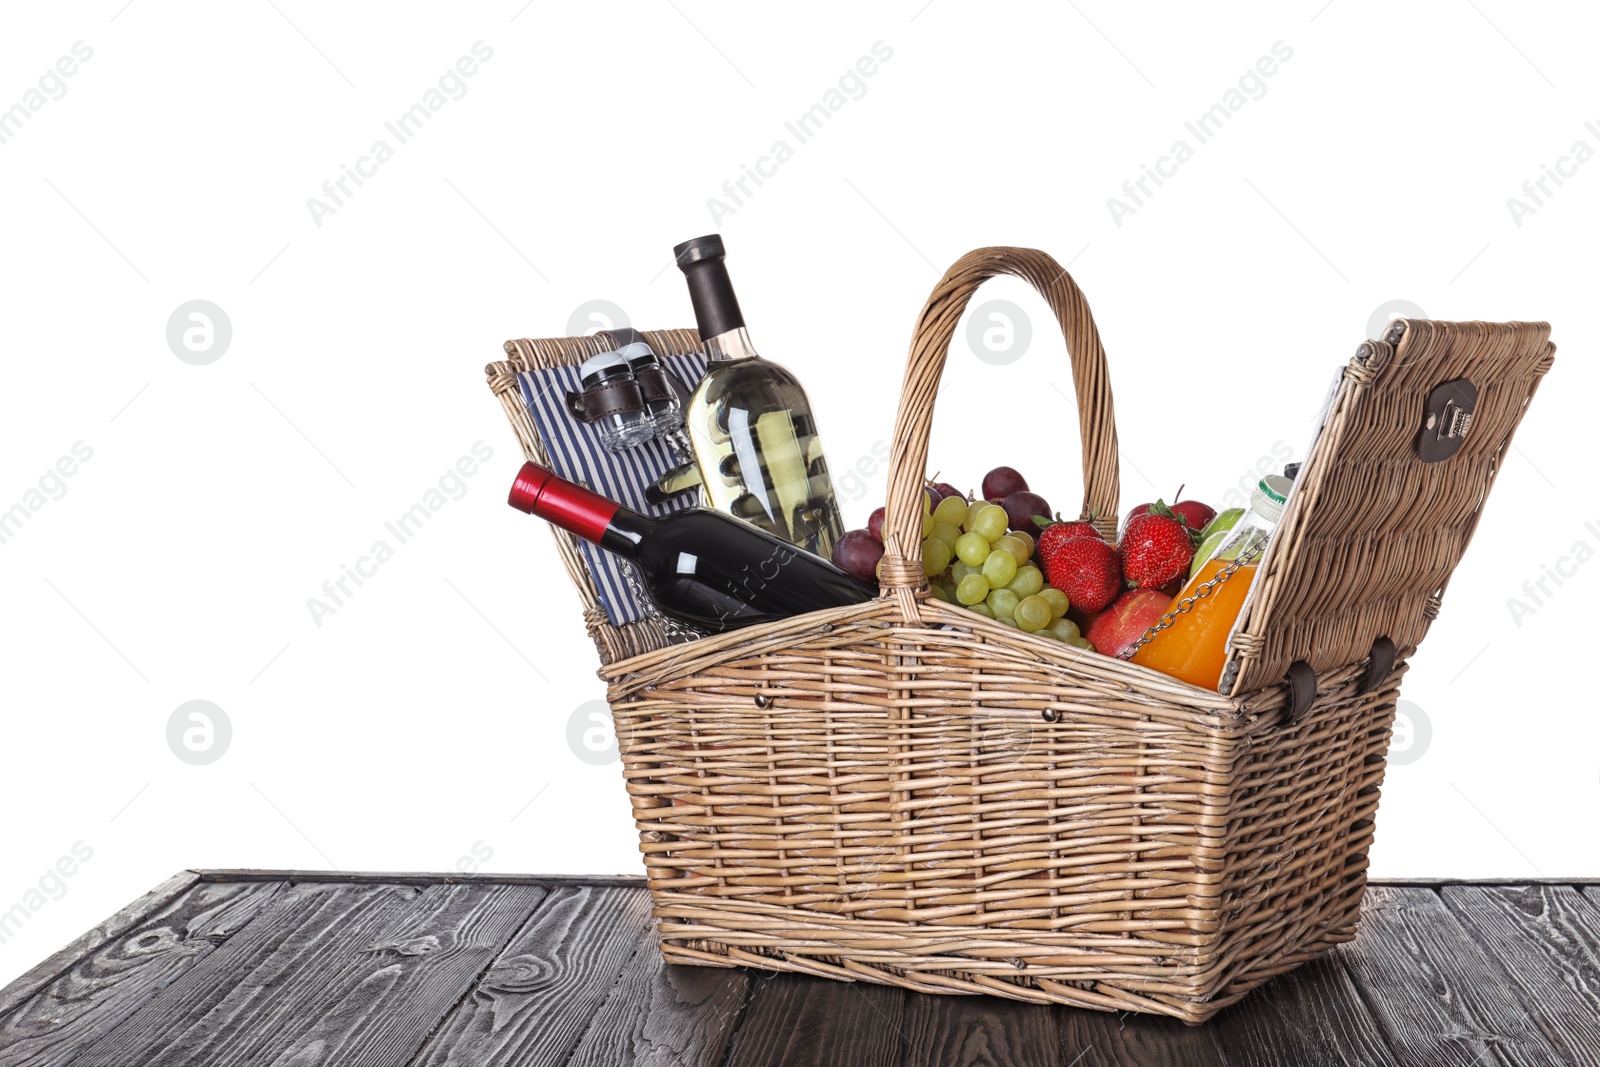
[
  {"left": 507, "top": 462, "right": 553, "bottom": 514},
  {"left": 506, "top": 461, "right": 619, "bottom": 544}
]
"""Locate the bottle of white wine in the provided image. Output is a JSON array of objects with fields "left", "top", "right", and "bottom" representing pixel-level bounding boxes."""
[{"left": 673, "top": 234, "right": 845, "bottom": 558}]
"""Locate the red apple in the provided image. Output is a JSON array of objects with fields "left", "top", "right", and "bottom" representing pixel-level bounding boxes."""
[
  {"left": 1170, "top": 499, "right": 1217, "bottom": 531},
  {"left": 1085, "top": 588, "right": 1174, "bottom": 658}
]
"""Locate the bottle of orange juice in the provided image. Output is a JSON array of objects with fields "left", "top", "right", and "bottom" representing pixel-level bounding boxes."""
[{"left": 1131, "top": 475, "right": 1290, "bottom": 692}]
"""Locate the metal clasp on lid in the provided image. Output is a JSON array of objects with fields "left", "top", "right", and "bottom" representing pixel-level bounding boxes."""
[{"left": 1416, "top": 377, "right": 1478, "bottom": 463}]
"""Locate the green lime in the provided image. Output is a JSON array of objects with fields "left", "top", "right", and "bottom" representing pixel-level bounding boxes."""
[
  {"left": 1190, "top": 530, "right": 1228, "bottom": 577},
  {"left": 1190, "top": 507, "right": 1245, "bottom": 578},
  {"left": 1199, "top": 507, "right": 1245, "bottom": 541}
]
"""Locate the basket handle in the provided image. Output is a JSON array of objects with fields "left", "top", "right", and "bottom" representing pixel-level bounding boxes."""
[{"left": 879, "top": 247, "right": 1120, "bottom": 619}]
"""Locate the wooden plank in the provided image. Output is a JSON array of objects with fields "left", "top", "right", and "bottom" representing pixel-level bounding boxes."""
[
  {"left": 0, "top": 871, "right": 199, "bottom": 1022},
  {"left": 723, "top": 973, "right": 905, "bottom": 1067},
  {"left": 408, "top": 885, "right": 657, "bottom": 1067},
  {"left": 66, "top": 883, "right": 406, "bottom": 1065},
  {"left": 1205, "top": 954, "right": 1395, "bottom": 1067},
  {"left": 71, "top": 881, "right": 544, "bottom": 1067},
  {"left": 898, "top": 991, "right": 1058, "bottom": 1067},
  {"left": 9, "top": 875, "right": 1596, "bottom": 1066},
  {"left": 187, "top": 876, "right": 1600, "bottom": 895},
  {"left": 0, "top": 880, "right": 281, "bottom": 1067},
  {"left": 1441, "top": 884, "right": 1600, "bottom": 1062},
  {"left": 192, "top": 869, "right": 648, "bottom": 888},
  {"left": 1334, "top": 885, "right": 1567, "bottom": 1066},
  {"left": 1059, "top": 1005, "right": 1227, "bottom": 1066},
  {"left": 564, "top": 946, "right": 750, "bottom": 1067},
  {"left": 188, "top": 871, "right": 1600, "bottom": 894}
]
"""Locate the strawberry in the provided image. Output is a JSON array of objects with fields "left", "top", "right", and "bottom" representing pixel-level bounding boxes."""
[
  {"left": 1118, "top": 503, "right": 1152, "bottom": 540},
  {"left": 1042, "top": 534, "right": 1121, "bottom": 613},
  {"left": 1122, "top": 491, "right": 1215, "bottom": 539},
  {"left": 1120, "top": 501, "right": 1198, "bottom": 589},
  {"left": 1034, "top": 516, "right": 1102, "bottom": 552}
]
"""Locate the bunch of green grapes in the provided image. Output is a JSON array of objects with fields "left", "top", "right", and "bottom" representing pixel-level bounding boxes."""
[{"left": 920, "top": 494, "right": 1088, "bottom": 646}]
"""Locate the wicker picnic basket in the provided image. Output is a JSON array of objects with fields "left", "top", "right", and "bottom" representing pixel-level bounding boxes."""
[{"left": 484, "top": 247, "right": 1554, "bottom": 1022}]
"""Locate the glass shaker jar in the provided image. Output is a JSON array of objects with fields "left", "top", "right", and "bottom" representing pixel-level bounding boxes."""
[
  {"left": 620, "top": 341, "right": 682, "bottom": 438},
  {"left": 576, "top": 350, "right": 655, "bottom": 452}
]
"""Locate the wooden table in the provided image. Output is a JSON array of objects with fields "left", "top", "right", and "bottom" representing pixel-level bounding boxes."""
[{"left": 3, "top": 872, "right": 1598, "bottom": 1066}]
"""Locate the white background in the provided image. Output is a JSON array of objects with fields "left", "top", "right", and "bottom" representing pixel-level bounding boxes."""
[{"left": 0, "top": 0, "right": 1593, "bottom": 986}]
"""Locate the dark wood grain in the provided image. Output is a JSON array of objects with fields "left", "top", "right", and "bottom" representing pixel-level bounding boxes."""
[
  {"left": 1371, "top": 878, "right": 1600, "bottom": 888},
  {"left": 564, "top": 945, "right": 749, "bottom": 1067},
  {"left": 1335, "top": 885, "right": 1568, "bottom": 1066},
  {"left": 1059, "top": 1004, "right": 1228, "bottom": 1066},
  {"left": 723, "top": 972, "right": 907, "bottom": 1067},
  {"left": 192, "top": 869, "right": 648, "bottom": 888},
  {"left": 7, "top": 874, "right": 1600, "bottom": 1067},
  {"left": 407, "top": 884, "right": 657, "bottom": 1067},
  {"left": 1441, "top": 884, "right": 1600, "bottom": 1062},
  {"left": 1206, "top": 954, "right": 1395, "bottom": 1066},
  {"left": 67, "top": 882, "right": 406, "bottom": 1065},
  {"left": 187, "top": 872, "right": 1600, "bottom": 889},
  {"left": 0, "top": 881, "right": 280, "bottom": 1067},
  {"left": 0, "top": 871, "right": 198, "bottom": 1022},
  {"left": 897, "top": 990, "right": 1059, "bottom": 1067},
  {"left": 70, "top": 880, "right": 543, "bottom": 1067}
]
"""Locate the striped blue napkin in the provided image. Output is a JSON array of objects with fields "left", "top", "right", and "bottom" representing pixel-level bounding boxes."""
[{"left": 517, "top": 350, "right": 708, "bottom": 627}]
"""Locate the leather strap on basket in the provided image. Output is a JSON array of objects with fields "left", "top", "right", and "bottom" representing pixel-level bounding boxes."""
[
  {"left": 1360, "top": 636, "right": 1397, "bottom": 694},
  {"left": 880, "top": 247, "right": 1120, "bottom": 624},
  {"left": 1285, "top": 660, "right": 1317, "bottom": 724}
]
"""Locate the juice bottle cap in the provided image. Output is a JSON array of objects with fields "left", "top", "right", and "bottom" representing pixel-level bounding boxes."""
[{"left": 1252, "top": 475, "right": 1291, "bottom": 521}]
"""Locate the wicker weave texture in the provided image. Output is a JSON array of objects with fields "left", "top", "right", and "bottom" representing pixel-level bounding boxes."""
[
  {"left": 603, "top": 605, "right": 1402, "bottom": 1021},
  {"left": 1227, "top": 319, "right": 1554, "bottom": 693},
  {"left": 488, "top": 247, "right": 1551, "bottom": 1023}
]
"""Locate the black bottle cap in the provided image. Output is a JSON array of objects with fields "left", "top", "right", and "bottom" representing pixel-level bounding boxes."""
[
  {"left": 673, "top": 233, "right": 745, "bottom": 341},
  {"left": 1283, "top": 462, "right": 1302, "bottom": 480},
  {"left": 673, "top": 234, "right": 725, "bottom": 265}
]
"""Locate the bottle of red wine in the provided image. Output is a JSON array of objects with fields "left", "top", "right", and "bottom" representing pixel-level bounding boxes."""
[{"left": 508, "top": 462, "right": 876, "bottom": 634}]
